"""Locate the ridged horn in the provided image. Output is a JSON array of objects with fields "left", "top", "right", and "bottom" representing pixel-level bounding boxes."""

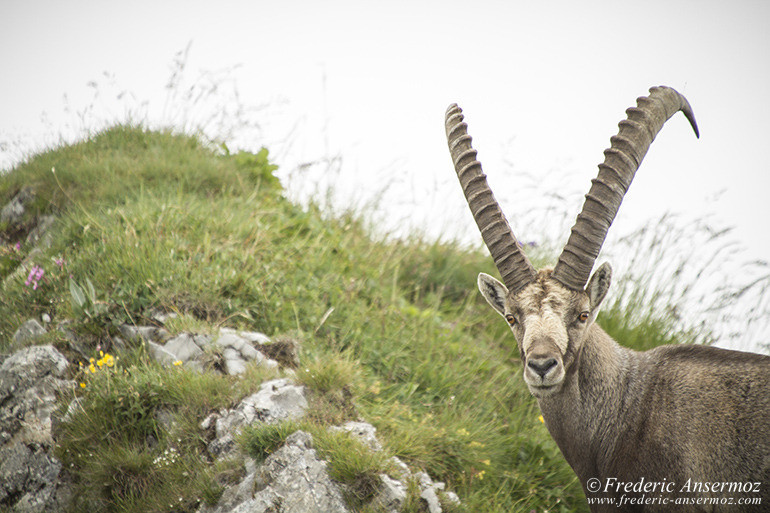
[
  {"left": 446, "top": 103, "right": 537, "bottom": 294},
  {"left": 552, "top": 86, "right": 700, "bottom": 291}
]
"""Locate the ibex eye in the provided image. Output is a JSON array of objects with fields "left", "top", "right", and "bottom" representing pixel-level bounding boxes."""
[
  {"left": 578, "top": 312, "right": 590, "bottom": 322},
  {"left": 505, "top": 314, "right": 517, "bottom": 326}
]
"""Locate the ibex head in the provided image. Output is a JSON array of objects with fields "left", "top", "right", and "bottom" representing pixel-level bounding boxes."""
[
  {"left": 446, "top": 87, "right": 699, "bottom": 397},
  {"left": 476, "top": 266, "right": 611, "bottom": 397}
]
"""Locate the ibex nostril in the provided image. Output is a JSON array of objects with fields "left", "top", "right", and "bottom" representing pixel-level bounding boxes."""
[{"left": 527, "top": 357, "right": 557, "bottom": 379}]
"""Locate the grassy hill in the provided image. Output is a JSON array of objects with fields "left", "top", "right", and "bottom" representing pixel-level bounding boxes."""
[{"left": 0, "top": 126, "right": 694, "bottom": 512}]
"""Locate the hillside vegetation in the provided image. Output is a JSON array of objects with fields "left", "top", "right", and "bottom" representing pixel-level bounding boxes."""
[{"left": 0, "top": 126, "right": 694, "bottom": 512}]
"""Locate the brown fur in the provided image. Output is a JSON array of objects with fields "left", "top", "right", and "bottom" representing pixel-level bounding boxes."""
[{"left": 480, "top": 268, "right": 770, "bottom": 512}]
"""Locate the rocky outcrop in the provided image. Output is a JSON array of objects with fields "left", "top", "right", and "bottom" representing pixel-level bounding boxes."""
[
  {"left": 203, "top": 378, "right": 308, "bottom": 459},
  {"left": 201, "top": 383, "right": 460, "bottom": 513},
  {"left": 0, "top": 326, "right": 461, "bottom": 513},
  {"left": 0, "top": 187, "right": 34, "bottom": 227},
  {"left": 333, "top": 420, "right": 460, "bottom": 513},
  {"left": 120, "top": 325, "right": 281, "bottom": 376},
  {"left": 0, "top": 345, "right": 72, "bottom": 512},
  {"left": 200, "top": 431, "right": 350, "bottom": 513}
]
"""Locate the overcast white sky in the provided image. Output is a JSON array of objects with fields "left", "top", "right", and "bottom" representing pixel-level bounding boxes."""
[{"left": 1, "top": 0, "right": 769, "bottom": 351}]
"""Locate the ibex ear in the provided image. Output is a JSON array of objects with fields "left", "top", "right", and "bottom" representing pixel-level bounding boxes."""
[
  {"left": 478, "top": 273, "right": 509, "bottom": 316},
  {"left": 586, "top": 262, "right": 612, "bottom": 312}
]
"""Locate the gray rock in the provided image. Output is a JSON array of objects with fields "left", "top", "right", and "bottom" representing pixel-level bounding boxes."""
[
  {"left": 110, "top": 336, "right": 127, "bottom": 353},
  {"left": 248, "top": 379, "right": 308, "bottom": 424},
  {"left": 0, "top": 187, "right": 33, "bottom": 225},
  {"left": 0, "top": 443, "right": 64, "bottom": 510},
  {"left": 444, "top": 490, "right": 461, "bottom": 505},
  {"left": 164, "top": 333, "right": 208, "bottom": 361},
  {"left": 145, "top": 328, "right": 278, "bottom": 375},
  {"left": 256, "top": 431, "right": 349, "bottom": 513},
  {"left": 207, "top": 378, "right": 308, "bottom": 459},
  {"left": 198, "top": 375, "right": 461, "bottom": 513},
  {"left": 222, "top": 347, "right": 247, "bottom": 375},
  {"left": 389, "top": 455, "right": 411, "bottom": 478},
  {"left": 220, "top": 328, "right": 271, "bottom": 345},
  {"left": 0, "top": 345, "right": 68, "bottom": 402},
  {"left": 214, "top": 331, "right": 277, "bottom": 375},
  {"left": 11, "top": 319, "right": 47, "bottom": 347},
  {"left": 325, "top": 421, "right": 459, "bottom": 512},
  {"left": 374, "top": 473, "right": 408, "bottom": 512},
  {"left": 149, "top": 310, "right": 178, "bottom": 324},
  {"left": 145, "top": 340, "right": 178, "bottom": 365},
  {"left": 200, "top": 456, "right": 276, "bottom": 513},
  {"left": 218, "top": 333, "right": 261, "bottom": 359},
  {"left": 118, "top": 324, "right": 169, "bottom": 343},
  {"left": 25, "top": 214, "right": 56, "bottom": 249},
  {"left": 200, "top": 431, "right": 350, "bottom": 513},
  {"left": 0, "top": 345, "right": 72, "bottom": 512},
  {"left": 329, "top": 421, "right": 383, "bottom": 452},
  {"left": 416, "top": 471, "right": 445, "bottom": 513}
]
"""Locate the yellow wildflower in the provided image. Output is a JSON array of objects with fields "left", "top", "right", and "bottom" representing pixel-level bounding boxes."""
[
  {"left": 538, "top": 415, "right": 545, "bottom": 424},
  {"left": 476, "top": 470, "right": 486, "bottom": 480},
  {"left": 173, "top": 360, "right": 183, "bottom": 366},
  {"left": 79, "top": 383, "right": 86, "bottom": 388},
  {"left": 481, "top": 459, "right": 491, "bottom": 466},
  {"left": 89, "top": 364, "right": 96, "bottom": 374}
]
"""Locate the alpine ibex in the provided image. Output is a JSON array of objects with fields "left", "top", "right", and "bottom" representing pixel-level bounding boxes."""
[{"left": 446, "top": 86, "right": 770, "bottom": 512}]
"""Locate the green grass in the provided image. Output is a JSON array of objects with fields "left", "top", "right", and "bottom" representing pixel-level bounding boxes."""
[
  {"left": 239, "top": 421, "right": 302, "bottom": 463},
  {"left": 1, "top": 125, "right": 716, "bottom": 512},
  {"left": 314, "top": 428, "right": 397, "bottom": 507},
  {"left": 55, "top": 345, "right": 270, "bottom": 512}
]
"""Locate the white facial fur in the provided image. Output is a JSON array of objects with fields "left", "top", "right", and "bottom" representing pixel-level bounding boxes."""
[{"left": 478, "top": 265, "right": 611, "bottom": 397}]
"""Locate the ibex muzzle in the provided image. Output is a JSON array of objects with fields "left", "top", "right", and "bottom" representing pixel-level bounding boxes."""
[{"left": 447, "top": 87, "right": 770, "bottom": 511}]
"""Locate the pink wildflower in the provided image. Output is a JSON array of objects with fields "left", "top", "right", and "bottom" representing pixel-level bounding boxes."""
[{"left": 25, "top": 265, "right": 45, "bottom": 290}]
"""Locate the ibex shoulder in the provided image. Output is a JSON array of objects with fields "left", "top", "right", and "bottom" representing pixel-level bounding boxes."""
[{"left": 646, "top": 343, "right": 770, "bottom": 375}]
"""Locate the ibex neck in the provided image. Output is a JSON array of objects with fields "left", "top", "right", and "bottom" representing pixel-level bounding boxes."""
[{"left": 537, "top": 323, "right": 635, "bottom": 479}]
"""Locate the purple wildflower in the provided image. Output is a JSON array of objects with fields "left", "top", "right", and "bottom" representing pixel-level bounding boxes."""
[{"left": 25, "top": 265, "right": 45, "bottom": 290}]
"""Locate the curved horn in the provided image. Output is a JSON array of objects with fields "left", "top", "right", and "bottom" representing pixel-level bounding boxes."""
[
  {"left": 552, "top": 86, "right": 700, "bottom": 290},
  {"left": 446, "top": 103, "right": 536, "bottom": 293}
]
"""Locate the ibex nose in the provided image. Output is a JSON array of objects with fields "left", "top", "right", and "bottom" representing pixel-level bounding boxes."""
[{"left": 528, "top": 357, "right": 558, "bottom": 379}]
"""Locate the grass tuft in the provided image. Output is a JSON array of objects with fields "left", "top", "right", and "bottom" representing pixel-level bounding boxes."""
[
  {"left": 313, "top": 428, "right": 395, "bottom": 507},
  {"left": 239, "top": 421, "right": 301, "bottom": 464}
]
